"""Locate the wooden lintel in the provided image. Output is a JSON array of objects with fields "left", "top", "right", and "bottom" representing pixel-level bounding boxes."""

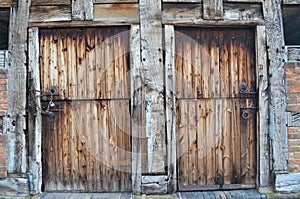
[
  {"left": 29, "top": 6, "right": 71, "bottom": 23},
  {"left": 94, "top": 0, "right": 138, "bottom": 3},
  {"left": 203, "top": 0, "right": 223, "bottom": 20},
  {"left": 29, "top": 21, "right": 135, "bottom": 28}
]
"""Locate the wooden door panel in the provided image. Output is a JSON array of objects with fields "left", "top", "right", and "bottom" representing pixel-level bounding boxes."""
[
  {"left": 175, "top": 28, "right": 256, "bottom": 99},
  {"left": 177, "top": 99, "right": 256, "bottom": 189},
  {"left": 40, "top": 27, "right": 130, "bottom": 101},
  {"left": 175, "top": 28, "right": 256, "bottom": 190},
  {"left": 40, "top": 27, "right": 131, "bottom": 192},
  {"left": 42, "top": 100, "right": 131, "bottom": 192}
]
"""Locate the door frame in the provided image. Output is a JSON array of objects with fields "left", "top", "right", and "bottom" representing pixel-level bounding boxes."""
[{"left": 163, "top": 25, "right": 269, "bottom": 191}]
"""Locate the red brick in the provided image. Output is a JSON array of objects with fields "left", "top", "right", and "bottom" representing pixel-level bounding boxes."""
[
  {"left": 0, "top": 104, "right": 8, "bottom": 110},
  {"left": 288, "top": 127, "right": 300, "bottom": 134},
  {"left": 287, "top": 105, "right": 300, "bottom": 112},
  {"left": 0, "top": 80, "right": 6, "bottom": 85},
  {"left": 0, "top": 171, "right": 7, "bottom": 179},
  {"left": 0, "top": 74, "right": 7, "bottom": 79},
  {"left": 295, "top": 152, "right": 300, "bottom": 159},
  {"left": 289, "top": 159, "right": 300, "bottom": 164},
  {"left": 289, "top": 165, "right": 300, "bottom": 173}
]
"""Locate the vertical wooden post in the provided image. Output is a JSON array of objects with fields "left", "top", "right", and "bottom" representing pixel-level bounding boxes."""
[
  {"left": 27, "top": 27, "right": 42, "bottom": 194},
  {"left": 7, "top": 1, "right": 30, "bottom": 176},
  {"left": 256, "top": 25, "right": 270, "bottom": 188},
  {"left": 262, "top": 0, "right": 288, "bottom": 172},
  {"left": 131, "top": 25, "right": 142, "bottom": 194},
  {"left": 165, "top": 25, "right": 177, "bottom": 193},
  {"left": 72, "top": 0, "right": 93, "bottom": 21},
  {"left": 139, "top": 0, "right": 166, "bottom": 174},
  {"left": 203, "top": 0, "right": 223, "bottom": 20}
]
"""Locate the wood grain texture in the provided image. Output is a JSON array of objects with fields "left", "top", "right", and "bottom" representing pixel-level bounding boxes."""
[
  {"left": 263, "top": 0, "right": 288, "bottom": 172},
  {"left": 29, "top": 6, "right": 71, "bottom": 22},
  {"left": 283, "top": 0, "right": 300, "bottom": 4},
  {"left": 31, "top": 0, "right": 70, "bottom": 5},
  {"left": 94, "top": 4, "right": 139, "bottom": 23},
  {"left": 175, "top": 28, "right": 257, "bottom": 190},
  {"left": 40, "top": 27, "right": 131, "bottom": 192},
  {"left": 139, "top": 0, "right": 166, "bottom": 175},
  {"left": 72, "top": 0, "right": 93, "bottom": 20},
  {"left": 203, "top": 0, "right": 223, "bottom": 20},
  {"left": 94, "top": 0, "right": 138, "bottom": 3},
  {"left": 287, "top": 47, "right": 300, "bottom": 62}
]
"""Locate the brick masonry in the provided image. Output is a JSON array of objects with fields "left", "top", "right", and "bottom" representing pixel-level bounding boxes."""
[
  {"left": 286, "top": 62, "right": 300, "bottom": 173},
  {"left": 0, "top": 69, "right": 7, "bottom": 178}
]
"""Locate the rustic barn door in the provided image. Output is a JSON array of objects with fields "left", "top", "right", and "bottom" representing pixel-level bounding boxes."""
[
  {"left": 39, "top": 27, "right": 132, "bottom": 192},
  {"left": 175, "top": 28, "right": 257, "bottom": 190}
]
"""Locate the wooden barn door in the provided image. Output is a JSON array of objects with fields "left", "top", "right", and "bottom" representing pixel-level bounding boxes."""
[
  {"left": 40, "top": 27, "right": 131, "bottom": 192},
  {"left": 175, "top": 28, "right": 257, "bottom": 190}
]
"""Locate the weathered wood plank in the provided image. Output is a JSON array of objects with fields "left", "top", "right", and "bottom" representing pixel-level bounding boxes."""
[
  {"left": 72, "top": 0, "right": 93, "bottom": 20},
  {"left": 163, "top": 0, "right": 202, "bottom": 2},
  {"left": 31, "top": 0, "right": 70, "bottom": 6},
  {"left": 0, "top": 0, "right": 16, "bottom": 7},
  {"left": 140, "top": 0, "right": 166, "bottom": 175},
  {"left": 162, "top": 3, "right": 202, "bottom": 21},
  {"left": 29, "top": 6, "right": 71, "bottom": 22},
  {"left": 7, "top": 1, "right": 29, "bottom": 178},
  {"left": 203, "top": 0, "right": 223, "bottom": 20},
  {"left": 27, "top": 27, "right": 42, "bottom": 194},
  {"left": 164, "top": 25, "right": 177, "bottom": 193},
  {"left": 287, "top": 47, "right": 300, "bottom": 62},
  {"left": 130, "top": 25, "right": 142, "bottom": 194},
  {"left": 263, "top": 0, "right": 288, "bottom": 172},
  {"left": 275, "top": 173, "right": 300, "bottom": 192},
  {"left": 256, "top": 25, "right": 269, "bottom": 187},
  {"left": 223, "top": 3, "right": 263, "bottom": 21},
  {"left": 94, "top": 0, "right": 138, "bottom": 3},
  {"left": 94, "top": 4, "right": 139, "bottom": 23},
  {"left": 283, "top": 0, "right": 300, "bottom": 4}
]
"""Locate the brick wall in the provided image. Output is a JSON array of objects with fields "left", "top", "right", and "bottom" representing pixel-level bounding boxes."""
[
  {"left": 0, "top": 69, "right": 7, "bottom": 178},
  {"left": 286, "top": 62, "right": 300, "bottom": 173}
]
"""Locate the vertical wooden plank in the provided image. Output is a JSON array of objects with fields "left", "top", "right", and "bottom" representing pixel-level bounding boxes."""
[
  {"left": 86, "top": 28, "right": 96, "bottom": 99},
  {"left": 210, "top": 29, "right": 220, "bottom": 98},
  {"left": 175, "top": 29, "right": 184, "bottom": 99},
  {"left": 229, "top": 30, "right": 239, "bottom": 98},
  {"left": 223, "top": 99, "right": 232, "bottom": 184},
  {"left": 76, "top": 29, "right": 86, "bottom": 99},
  {"left": 206, "top": 99, "right": 215, "bottom": 185},
  {"left": 72, "top": 0, "right": 93, "bottom": 20},
  {"left": 219, "top": 30, "right": 230, "bottom": 98},
  {"left": 131, "top": 24, "right": 142, "bottom": 194},
  {"left": 183, "top": 32, "right": 192, "bottom": 98},
  {"left": 200, "top": 30, "right": 211, "bottom": 98},
  {"left": 28, "top": 27, "right": 43, "bottom": 194},
  {"left": 140, "top": 0, "right": 166, "bottom": 174},
  {"left": 232, "top": 99, "right": 241, "bottom": 183},
  {"left": 256, "top": 25, "right": 269, "bottom": 187},
  {"left": 197, "top": 99, "right": 207, "bottom": 185},
  {"left": 203, "top": 0, "right": 223, "bottom": 20},
  {"left": 188, "top": 100, "right": 198, "bottom": 184},
  {"left": 165, "top": 25, "right": 177, "bottom": 192},
  {"left": 263, "top": 0, "right": 288, "bottom": 172}
]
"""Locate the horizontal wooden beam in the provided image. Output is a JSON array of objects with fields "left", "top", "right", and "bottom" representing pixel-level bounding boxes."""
[
  {"left": 31, "top": 0, "right": 70, "bottom": 6},
  {"left": 283, "top": 0, "right": 300, "bottom": 4},
  {"left": 94, "top": 0, "right": 138, "bottom": 3},
  {"left": 287, "top": 46, "right": 300, "bottom": 62},
  {"left": 0, "top": 0, "right": 16, "bottom": 7},
  {"left": 163, "top": 0, "right": 202, "bottom": 2},
  {"left": 94, "top": 3, "right": 139, "bottom": 23},
  {"left": 225, "top": 0, "right": 262, "bottom": 2},
  {"left": 162, "top": 2, "right": 263, "bottom": 24},
  {"left": 29, "top": 6, "right": 71, "bottom": 23}
]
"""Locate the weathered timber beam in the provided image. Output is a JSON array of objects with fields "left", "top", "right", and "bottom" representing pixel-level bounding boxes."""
[
  {"left": 29, "top": 6, "right": 71, "bottom": 23},
  {"left": 203, "top": 0, "right": 223, "bottom": 20},
  {"left": 283, "top": 0, "right": 300, "bottom": 4},
  {"left": 263, "top": 0, "right": 288, "bottom": 172},
  {"left": 71, "top": 0, "right": 93, "bottom": 21}
]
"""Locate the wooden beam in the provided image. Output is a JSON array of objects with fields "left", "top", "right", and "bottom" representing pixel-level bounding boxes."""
[
  {"left": 71, "top": 0, "right": 93, "bottom": 21},
  {"left": 287, "top": 47, "right": 300, "bottom": 62},
  {"left": 93, "top": 4, "right": 139, "bottom": 23},
  {"left": 203, "top": 0, "right": 223, "bottom": 20},
  {"left": 29, "top": 6, "right": 71, "bottom": 23},
  {"left": 0, "top": 0, "right": 16, "bottom": 7},
  {"left": 262, "top": 0, "right": 288, "bottom": 172},
  {"left": 275, "top": 173, "right": 300, "bottom": 192},
  {"left": 27, "top": 27, "right": 42, "bottom": 194},
  {"left": 165, "top": 25, "right": 177, "bottom": 193},
  {"left": 31, "top": 0, "right": 70, "bottom": 6},
  {"left": 131, "top": 24, "right": 142, "bottom": 194},
  {"left": 140, "top": 0, "right": 166, "bottom": 176},
  {"left": 256, "top": 25, "right": 270, "bottom": 187},
  {"left": 94, "top": 0, "right": 138, "bottom": 3},
  {"left": 6, "top": 0, "right": 29, "bottom": 176},
  {"left": 163, "top": 0, "right": 202, "bottom": 2},
  {"left": 283, "top": 0, "right": 300, "bottom": 4}
]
